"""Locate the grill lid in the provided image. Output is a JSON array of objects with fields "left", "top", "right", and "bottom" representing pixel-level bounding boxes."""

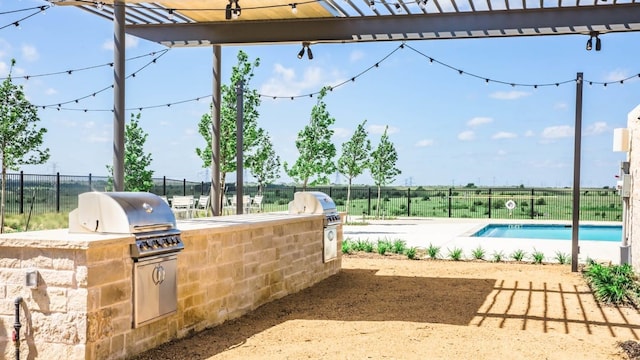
[
  {"left": 69, "top": 192, "right": 177, "bottom": 234},
  {"left": 288, "top": 191, "right": 340, "bottom": 225}
]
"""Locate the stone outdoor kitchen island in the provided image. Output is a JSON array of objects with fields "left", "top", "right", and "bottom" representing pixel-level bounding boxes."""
[{"left": 0, "top": 213, "right": 342, "bottom": 359}]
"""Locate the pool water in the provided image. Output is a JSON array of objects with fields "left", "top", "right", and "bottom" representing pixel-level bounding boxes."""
[{"left": 473, "top": 224, "right": 622, "bottom": 242}]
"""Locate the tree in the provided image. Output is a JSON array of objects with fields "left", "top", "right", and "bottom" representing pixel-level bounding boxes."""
[
  {"left": 370, "top": 126, "right": 401, "bottom": 219},
  {"left": 337, "top": 120, "right": 371, "bottom": 220},
  {"left": 197, "top": 50, "right": 261, "bottom": 210},
  {"left": 246, "top": 129, "right": 280, "bottom": 195},
  {"left": 0, "top": 59, "right": 50, "bottom": 232},
  {"left": 106, "top": 113, "right": 154, "bottom": 192},
  {"left": 284, "top": 87, "right": 336, "bottom": 190}
]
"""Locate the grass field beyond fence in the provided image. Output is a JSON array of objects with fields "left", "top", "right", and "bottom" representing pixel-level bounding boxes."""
[{"left": 2, "top": 172, "right": 623, "bottom": 223}]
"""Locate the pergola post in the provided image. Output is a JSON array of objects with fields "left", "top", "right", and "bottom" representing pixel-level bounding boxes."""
[
  {"left": 211, "top": 45, "right": 222, "bottom": 216},
  {"left": 571, "top": 72, "right": 583, "bottom": 272},
  {"left": 112, "top": 0, "right": 125, "bottom": 192}
]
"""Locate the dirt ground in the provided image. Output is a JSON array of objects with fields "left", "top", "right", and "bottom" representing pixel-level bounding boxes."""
[{"left": 131, "top": 255, "right": 640, "bottom": 360}]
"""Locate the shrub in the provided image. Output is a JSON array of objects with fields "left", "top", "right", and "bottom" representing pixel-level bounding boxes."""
[
  {"left": 427, "top": 243, "right": 441, "bottom": 259},
  {"left": 376, "top": 239, "right": 392, "bottom": 255},
  {"left": 511, "top": 249, "right": 526, "bottom": 262},
  {"left": 471, "top": 246, "right": 486, "bottom": 260},
  {"left": 392, "top": 239, "right": 407, "bottom": 254},
  {"left": 535, "top": 197, "right": 546, "bottom": 205},
  {"left": 554, "top": 251, "right": 571, "bottom": 264},
  {"left": 447, "top": 247, "right": 464, "bottom": 261},
  {"left": 531, "top": 249, "right": 545, "bottom": 264},
  {"left": 341, "top": 239, "right": 353, "bottom": 254},
  {"left": 492, "top": 250, "right": 506, "bottom": 262},
  {"left": 583, "top": 262, "right": 640, "bottom": 305},
  {"left": 406, "top": 247, "right": 417, "bottom": 260}
]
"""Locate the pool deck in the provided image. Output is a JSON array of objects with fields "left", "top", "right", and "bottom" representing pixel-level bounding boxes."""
[{"left": 342, "top": 217, "right": 624, "bottom": 265}]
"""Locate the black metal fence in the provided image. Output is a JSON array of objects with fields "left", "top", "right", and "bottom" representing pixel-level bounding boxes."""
[{"left": 3, "top": 172, "right": 623, "bottom": 222}]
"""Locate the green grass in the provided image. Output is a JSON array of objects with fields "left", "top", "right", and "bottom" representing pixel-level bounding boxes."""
[
  {"left": 491, "top": 250, "right": 506, "bottom": 262},
  {"left": 530, "top": 249, "right": 545, "bottom": 264},
  {"left": 554, "top": 251, "right": 571, "bottom": 265},
  {"left": 391, "top": 239, "right": 407, "bottom": 254},
  {"left": 405, "top": 247, "right": 417, "bottom": 260}
]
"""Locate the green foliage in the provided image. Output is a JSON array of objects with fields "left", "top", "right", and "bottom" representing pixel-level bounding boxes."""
[
  {"left": 426, "top": 243, "right": 441, "bottom": 259},
  {"left": 405, "top": 247, "right": 417, "bottom": 260},
  {"left": 583, "top": 262, "right": 640, "bottom": 306},
  {"left": 0, "top": 59, "right": 50, "bottom": 232},
  {"left": 535, "top": 197, "right": 547, "bottom": 205},
  {"left": 554, "top": 251, "right": 571, "bottom": 264},
  {"left": 447, "top": 247, "right": 464, "bottom": 261},
  {"left": 471, "top": 246, "right": 486, "bottom": 260},
  {"left": 511, "top": 249, "right": 526, "bottom": 262},
  {"left": 491, "top": 250, "right": 506, "bottom": 262},
  {"left": 391, "top": 239, "right": 407, "bottom": 254},
  {"left": 370, "top": 126, "right": 401, "bottom": 218},
  {"left": 246, "top": 131, "right": 280, "bottom": 194},
  {"left": 337, "top": 120, "right": 371, "bottom": 216},
  {"left": 196, "top": 50, "right": 262, "bottom": 204},
  {"left": 530, "top": 249, "right": 545, "bottom": 264},
  {"left": 284, "top": 87, "right": 337, "bottom": 189},
  {"left": 107, "top": 113, "right": 154, "bottom": 192},
  {"left": 376, "top": 239, "right": 391, "bottom": 255}
]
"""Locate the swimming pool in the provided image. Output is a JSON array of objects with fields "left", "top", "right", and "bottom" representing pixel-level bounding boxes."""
[{"left": 473, "top": 224, "right": 622, "bottom": 242}]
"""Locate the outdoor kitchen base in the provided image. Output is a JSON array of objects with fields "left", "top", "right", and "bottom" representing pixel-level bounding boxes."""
[{"left": 0, "top": 213, "right": 341, "bottom": 360}]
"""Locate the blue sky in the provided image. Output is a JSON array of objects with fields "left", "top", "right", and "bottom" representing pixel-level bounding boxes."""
[{"left": 1, "top": 0, "right": 638, "bottom": 188}]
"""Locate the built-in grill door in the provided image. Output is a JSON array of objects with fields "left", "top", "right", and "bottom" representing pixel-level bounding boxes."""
[{"left": 133, "top": 254, "right": 178, "bottom": 328}]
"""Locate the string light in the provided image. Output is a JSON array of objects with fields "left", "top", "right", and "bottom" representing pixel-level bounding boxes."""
[
  {"left": 290, "top": 3, "right": 298, "bottom": 14},
  {"left": 34, "top": 50, "right": 169, "bottom": 109},
  {"left": 1, "top": 50, "right": 168, "bottom": 81},
  {"left": 34, "top": 43, "right": 640, "bottom": 112},
  {"left": 0, "top": 5, "right": 49, "bottom": 31}
]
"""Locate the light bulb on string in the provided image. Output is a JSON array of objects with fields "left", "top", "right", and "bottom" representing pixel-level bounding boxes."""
[{"left": 290, "top": 3, "right": 297, "bottom": 14}]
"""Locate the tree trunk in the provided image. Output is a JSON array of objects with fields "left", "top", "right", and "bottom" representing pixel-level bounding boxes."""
[
  {"left": 376, "top": 185, "right": 381, "bottom": 219},
  {"left": 346, "top": 178, "right": 352, "bottom": 222},
  {"left": 1, "top": 165, "right": 5, "bottom": 233}
]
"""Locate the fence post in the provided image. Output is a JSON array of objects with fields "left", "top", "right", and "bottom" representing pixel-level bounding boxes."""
[
  {"left": 407, "top": 188, "right": 411, "bottom": 217},
  {"left": 329, "top": 186, "right": 332, "bottom": 198},
  {"left": 201, "top": 181, "right": 204, "bottom": 195},
  {"left": 19, "top": 171, "right": 24, "bottom": 214},
  {"left": 89, "top": 173, "right": 92, "bottom": 191},
  {"left": 530, "top": 188, "right": 535, "bottom": 219},
  {"left": 183, "top": 179, "right": 186, "bottom": 196},
  {"left": 488, "top": 188, "right": 492, "bottom": 218},
  {"left": 367, "top": 186, "right": 372, "bottom": 216},
  {"left": 56, "top": 172, "right": 60, "bottom": 213},
  {"left": 163, "top": 176, "right": 167, "bottom": 195},
  {"left": 448, "top": 188, "right": 453, "bottom": 218}
]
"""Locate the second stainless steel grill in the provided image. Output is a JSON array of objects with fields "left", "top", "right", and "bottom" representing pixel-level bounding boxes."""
[{"left": 288, "top": 191, "right": 341, "bottom": 262}]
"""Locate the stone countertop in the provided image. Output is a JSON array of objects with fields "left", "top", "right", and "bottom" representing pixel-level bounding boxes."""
[{"left": 0, "top": 213, "right": 325, "bottom": 249}]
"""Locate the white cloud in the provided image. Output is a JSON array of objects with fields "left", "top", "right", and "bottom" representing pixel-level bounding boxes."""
[
  {"left": 554, "top": 102, "right": 568, "bottom": 110},
  {"left": 332, "top": 127, "right": 351, "bottom": 138},
  {"left": 467, "top": 117, "right": 492, "bottom": 127},
  {"left": 349, "top": 50, "right": 365, "bottom": 62},
  {"left": 458, "top": 130, "right": 475, "bottom": 141},
  {"left": 541, "top": 125, "right": 573, "bottom": 139},
  {"left": 604, "top": 69, "right": 631, "bottom": 83},
  {"left": 184, "top": 128, "right": 196, "bottom": 136},
  {"left": 86, "top": 132, "right": 110, "bottom": 143},
  {"left": 83, "top": 121, "right": 96, "bottom": 129},
  {"left": 21, "top": 45, "right": 39, "bottom": 62},
  {"left": 530, "top": 160, "right": 568, "bottom": 169},
  {"left": 259, "top": 64, "right": 341, "bottom": 97},
  {"left": 492, "top": 131, "right": 517, "bottom": 140},
  {"left": 524, "top": 130, "right": 535, "bottom": 137},
  {"left": 368, "top": 124, "right": 399, "bottom": 135},
  {"left": 585, "top": 121, "right": 608, "bottom": 135},
  {"left": 415, "top": 139, "right": 434, "bottom": 147},
  {"left": 102, "top": 34, "right": 140, "bottom": 50},
  {"left": 45, "top": 88, "right": 57, "bottom": 95},
  {"left": 0, "top": 61, "right": 7, "bottom": 76},
  {"left": 497, "top": 149, "right": 507, "bottom": 156},
  {"left": 489, "top": 90, "right": 531, "bottom": 100}
]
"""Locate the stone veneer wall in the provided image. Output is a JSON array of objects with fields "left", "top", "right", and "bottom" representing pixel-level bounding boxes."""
[
  {"left": 627, "top": 104, "right": 640, "bottom": 270},
  {"left": 0, "top": 214, "right": 341, "bottom": 359}
]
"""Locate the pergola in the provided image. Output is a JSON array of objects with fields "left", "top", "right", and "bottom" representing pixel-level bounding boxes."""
[{"left": 50, "top": 0, "right": 640, "bottom": 270}]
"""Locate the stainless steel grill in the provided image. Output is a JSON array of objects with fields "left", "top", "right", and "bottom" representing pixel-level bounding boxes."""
[
  {"left": 68, "top": 191, "right": 184, "bottom": 258},
  {"left": 288, "top": 191, "right": 341, "bottom": 262},
  {"left": 69, "top": 191, "right": 184, "bottom": 328}
]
